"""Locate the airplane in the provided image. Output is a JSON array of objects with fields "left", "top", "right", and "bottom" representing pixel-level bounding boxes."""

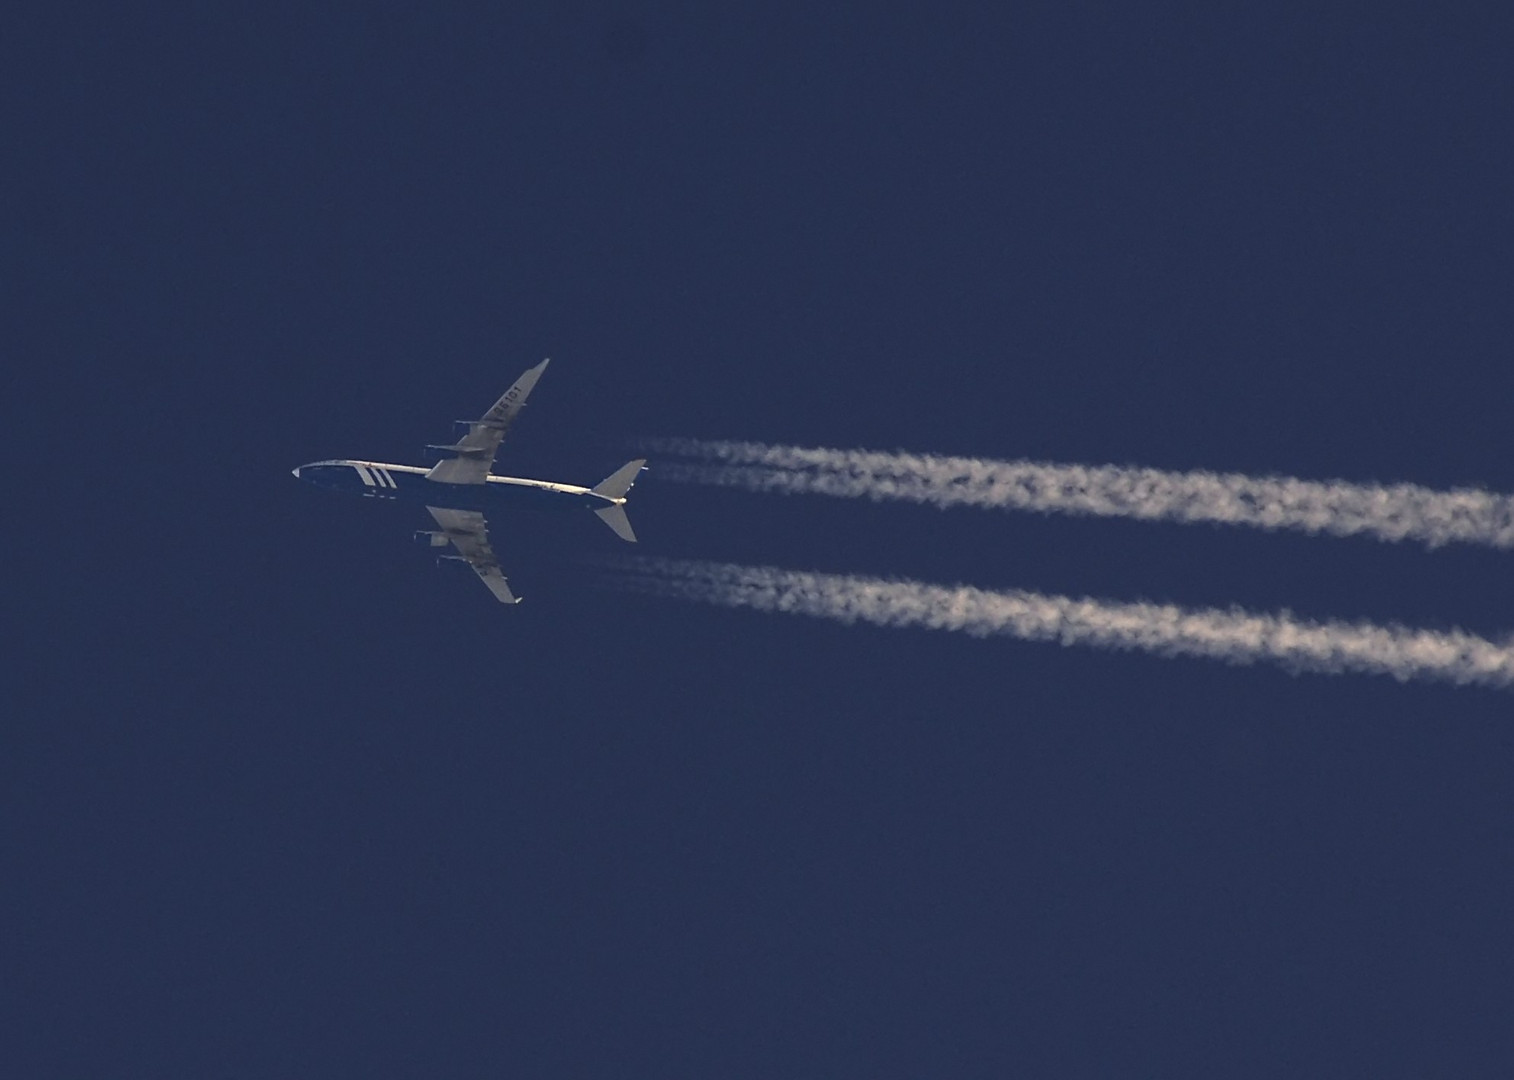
[{"left": 291, "top": 359, "right": 645, "bottom": 604}]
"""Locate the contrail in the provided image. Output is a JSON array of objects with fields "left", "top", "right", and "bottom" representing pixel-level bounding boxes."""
[
  {"left": 643, "top": 438, "right": 1514, "bottom": 550},
  {"left": 607, "top": 558, "right": 1514, "bottom": 689}
]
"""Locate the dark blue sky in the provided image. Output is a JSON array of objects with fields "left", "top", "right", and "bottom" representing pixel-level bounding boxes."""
[{"left": 11, "top": 4, "right": 1514, "bottom": 1075}]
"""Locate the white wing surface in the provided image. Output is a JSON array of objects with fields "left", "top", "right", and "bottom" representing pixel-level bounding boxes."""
[
  {"left": 425, "top": 359, "right": 550, "bottom": 485},
  {"left": 425, "top": 506, "right": 521, "bottom": 604}
]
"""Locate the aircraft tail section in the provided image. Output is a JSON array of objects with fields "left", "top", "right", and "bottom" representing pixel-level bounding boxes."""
[
  {"left": 594, "top": 503, "right": 638, "bottom": 543},
  {"left": 590, "top": 460, "right": 646, "bottom": 542},
  {"left": 592, "top": 459, "right": 647, "bottom": 499}
]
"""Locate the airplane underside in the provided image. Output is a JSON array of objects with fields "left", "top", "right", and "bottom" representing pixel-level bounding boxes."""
[{"left": 292, "top": 359, "right": 645, "bottom": 602}]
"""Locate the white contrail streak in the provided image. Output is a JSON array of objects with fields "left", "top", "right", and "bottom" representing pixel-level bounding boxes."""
[
  {"left": 644, "top": 438, "right": 1514, "bottom": 550},
  {"left": 609, "top": 558, "right": 1514, "bottom": 689}
]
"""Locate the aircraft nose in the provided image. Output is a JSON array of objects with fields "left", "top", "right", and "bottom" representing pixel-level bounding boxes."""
[{"left": 291, "top": 466, "right": 302, "bottom": 479}]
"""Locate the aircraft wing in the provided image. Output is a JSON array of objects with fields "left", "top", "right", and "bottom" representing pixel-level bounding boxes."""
[
  {"left": 425, "top": 506, "right": 521, "bottom": 604},
  {"left": 425, "top": 358, "right": 550, "bottom": 484}
]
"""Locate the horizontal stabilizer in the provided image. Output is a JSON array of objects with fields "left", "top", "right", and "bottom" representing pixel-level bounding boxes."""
[
  {"left": 592, "top": 459, "right": 647, "bottom": 500},
  {"left": 594, "top": 504, "right": 638, "bottom": 543}
]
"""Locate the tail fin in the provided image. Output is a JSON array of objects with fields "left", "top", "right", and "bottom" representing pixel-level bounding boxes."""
[
  {"left": 594, "top": 503, "right": 638, "bottom": 542},
  {"left": 592, "top": 459, "right": 647, "bottom": 500}
]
